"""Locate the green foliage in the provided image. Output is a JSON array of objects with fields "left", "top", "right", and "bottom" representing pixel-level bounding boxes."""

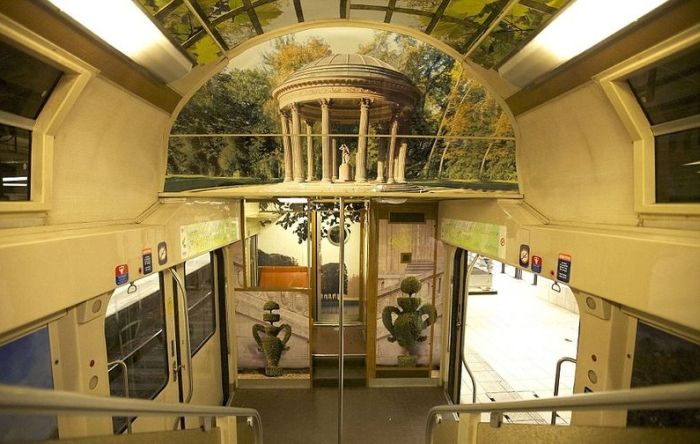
[
  {"left": 382, "top": 294, "right": 437, "bottom": 356},
  {"left": 257, "top": 250, "right": 298, "bottom": 266},
  {"left": 400, "top": 276, "right": 422, "bottom": 296},
  {"left": 320, "top": 262, "right": 349, "bottom": 295},
  {"left": 168, "top": 30, "right": 517, "bottom": 186}
]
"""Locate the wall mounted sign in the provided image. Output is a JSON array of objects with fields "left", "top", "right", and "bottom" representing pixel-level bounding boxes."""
[
  {"left": 180, "top": 217, "right": 239, "bottom": 260},
  {"left": 531, "top": 255, "right": 542, "bottom": 273},
  {"left": 142, "top": 248, "right": 153, "bottom": 274},
  {"left": 440, "top": 218, "right": 507, "bottom": 259},
  {"left": 519, "top": 244, "right": 530, "bottom": 267},
  {"left": 157, "top": 242, "right": 168, "bottom": 265},
  {"left": 557, "top": 253, "right": 572, "bottom": 283},
  {"left": 115, "top": 264, "right": 129, "bottom": 285}
]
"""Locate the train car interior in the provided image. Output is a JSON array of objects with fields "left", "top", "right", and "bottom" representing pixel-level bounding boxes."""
[{"left": 0, "top": 1, "right": 699, "bottom": 443}]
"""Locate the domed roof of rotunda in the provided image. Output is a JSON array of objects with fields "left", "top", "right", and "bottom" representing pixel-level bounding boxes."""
[{"left": 273, "top": 53, "right": 420, "bottom": 124}]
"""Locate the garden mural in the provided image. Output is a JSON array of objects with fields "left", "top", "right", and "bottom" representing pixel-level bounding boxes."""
[{"left": 167, "top": 27, "right": 517, "bottom": 191}]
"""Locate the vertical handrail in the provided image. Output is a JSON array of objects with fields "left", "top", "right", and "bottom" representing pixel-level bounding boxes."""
[
  {"left": 551, "top": 356, "right": 577, "bottom": 424},
  {"left": 461, "top": 253, "right": 480, "bottom": 404},
  {"left": 338, "top": 197, "right": 345, "bottom": 444},
  {"left": 107, "top": 359, "right": 132, "bottom": 434},
  {"left": 170, "top": 269, "right": 194, "bottom": 403}
]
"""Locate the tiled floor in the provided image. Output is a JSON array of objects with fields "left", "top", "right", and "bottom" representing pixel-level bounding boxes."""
[{"left": 460, "top": 266, "right": 580, "bottom": 424}]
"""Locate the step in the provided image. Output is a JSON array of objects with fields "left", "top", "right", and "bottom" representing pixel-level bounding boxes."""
[{"left": 312, "top": 365, "right": 366, "bottom": 387}]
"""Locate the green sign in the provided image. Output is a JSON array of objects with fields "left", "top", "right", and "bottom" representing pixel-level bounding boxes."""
[
  {"left": 440, "top": 218, "right": 506, "bottom": 259},
  {"left": 180, "top": 218, "right": 239, "bottom": 259}
]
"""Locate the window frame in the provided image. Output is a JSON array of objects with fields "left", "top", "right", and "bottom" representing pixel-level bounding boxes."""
[
  {"left": 184, "top": 252, "right": 217, "bottom": 357},
  {"left": 0, "top": 16, "right": 93, "bottom": 213},
  {"left": 598, "top": 24, "right": 700, "bottom": 215}
]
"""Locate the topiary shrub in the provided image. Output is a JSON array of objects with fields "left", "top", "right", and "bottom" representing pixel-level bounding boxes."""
[
  {"left": 252, "top": 300, "right": 291, "bottom": 376},
  {"left": 382, "top": 276, "right": 437, "bottom": 367}
]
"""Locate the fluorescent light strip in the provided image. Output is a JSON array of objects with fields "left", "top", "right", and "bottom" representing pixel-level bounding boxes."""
[
  {"left": 3, "top": 184, "right": 28, "bottom": 187},
  {"left": 499, "top": 0, "right": 669, "bottom": 87},
  {"left": 47, "top": 0, "right": 192, "bottom": 83},
  {"left": 2, "top": 177, "right": 28, "bottom": 182}
]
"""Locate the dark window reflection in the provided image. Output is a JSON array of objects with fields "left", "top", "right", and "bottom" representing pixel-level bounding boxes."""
[
  {"left": 0, "top": 39, "right": 62, "bottom": 119},
  {"left": 0, "top": 328, "right": 58, "bottom": 443},
  {"left": 0, "top": 124, "right": 30, "bottom": 201},
  {"left": 628, "top": 322, "right": 700, "bottom": 428},
  {"left": 628, "top": 46, "right": 700, "bottom": 125},
  {"left": 105, "top": 274, "right": 168, "bottom": 433},
  {"left": 185, "top": 253, "right": 216, "bottom": 355},
  {"left": 655, "top": 128, "right": 700, "bottom": 203}
]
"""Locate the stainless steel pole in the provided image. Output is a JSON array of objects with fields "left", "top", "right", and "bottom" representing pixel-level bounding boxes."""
[{"left": 338, "top": 197, "right": 345, "bottom": 444}]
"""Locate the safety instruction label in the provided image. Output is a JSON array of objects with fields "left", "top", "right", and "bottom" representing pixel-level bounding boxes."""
[{"left": 557, "top": 254, "right": 572, "bottom": 283}]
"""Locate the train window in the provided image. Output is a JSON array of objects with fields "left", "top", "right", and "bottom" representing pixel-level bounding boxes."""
[
  {"left": 104, "top": 273, "right": 168, "bottom": 432},
  {"left": 627, "top": 45, "right": 700, "bottom": 204},
  {"left": 0, "top": 327, "right": 58, "bottom": 443},
  {"left": 185, "top": 253, "right": 216, "bottom": 355},
  {"left": 0, "top": 38, "right": 62, "bottom": 203},
  {"left": 0, "top": 124, "right": 31, "bottom": 201},
  {"left": 627, "top": 322, "right": 700, "bottom": 427}
]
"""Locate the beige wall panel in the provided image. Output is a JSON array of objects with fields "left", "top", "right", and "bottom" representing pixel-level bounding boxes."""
[
  {"left": 438, "top": 200, "right": 700, "bottom": 332},
  {"left": 517, "top": 83, "right": 638, "bottom": 226},
  {"left": 0, "top": 199, "right": 240, "bottom": 336},
  {"left": 49, "top": 77, "right": 169, "bottom": 225}
]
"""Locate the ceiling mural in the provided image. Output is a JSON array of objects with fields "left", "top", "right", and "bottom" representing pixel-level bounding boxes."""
[
  {"left": 166, "top": 27, "right": 517, "bottom": 192},
  {"left": 137, "top": 0, "right": 571, "bottom": 68}
]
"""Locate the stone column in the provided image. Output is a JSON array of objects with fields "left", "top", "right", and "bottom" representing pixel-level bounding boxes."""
[
  {"left": 397, "top": 138, "right": 408, "bottom": 183},
  {"left": 387, "top": 107, "right": 400, "bottom": 184},
  {"left": 290, "top": 103, "right": 304, "bottom": 182},
  {"left": 355, "top": 98, "right": 371, "bottom": 182},
  {"left": 320, "top": 99, "right": 331, "bottom": 182},
  {"left": 376, "top": 131, "right": 386, "bottom": 183},
  {"left": 280, "top": 110, "right": 293, "bottom": 182},
  {"left": 331, "top": 138, "right": 338, "bottom": 181},
  {"left": 305, "top": 120, "right": 314, "bottom": 181}
]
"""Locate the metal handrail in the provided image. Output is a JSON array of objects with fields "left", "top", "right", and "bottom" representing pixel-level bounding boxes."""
[
  {"left": 551, "top": 356, "right": 577, "bottom": 424},
  {"left": 107, "top": 359, "right": 132, "bottom": 433},
  {"left": 170, "top": 269, "right": 194, "bottom": 404},
  {"left": 425, "top": 381, "right": 700, "bottom": 444},
  {"left": 0, "top": 384, "right": 263, "bottom": 443},
  {"left": 460, "top": 253, "right": 479, "bottom": 404}
]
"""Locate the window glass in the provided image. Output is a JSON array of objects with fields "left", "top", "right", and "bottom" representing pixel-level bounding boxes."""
[
  {"left": 0, "top": 123, "right": 30, "bottom": 201},
  {"left": 0, "top": 327, "right": 58, "bottom": 443},
  {"left": 628, "top": 322, "right": 700, "bottom": 427},
  {"left": 105, "top": 273, "right": 168, "bottom": 432},
  {"left": 627, "top": 46, "right": 700, "bottom": 125},
  {"left": 0, "top": 39, "right": 62, "bottom": 120},
  {"left": 185, "top": 253, "right": 216, "bottom": 355},
  {"left": 655, "top": 127, "right": 700, "bottom": 203}
]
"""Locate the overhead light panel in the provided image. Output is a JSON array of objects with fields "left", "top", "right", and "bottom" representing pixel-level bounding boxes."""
[
  {"left": 277, "top": 197, "right": 308, "bottom": 204},
  {"left": 499, "top": 0, "right": 669, "bottom": 88},
  {"left": 46, "top": 0, "right": 192, "bottom": 83}
]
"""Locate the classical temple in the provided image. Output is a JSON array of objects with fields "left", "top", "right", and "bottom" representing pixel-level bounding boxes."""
[{"left": 272, "top": 54, "right": 421, "bottom": 184}]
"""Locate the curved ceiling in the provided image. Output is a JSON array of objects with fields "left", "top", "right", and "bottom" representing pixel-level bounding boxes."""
[{"left": 138, "top": 0, "right": 571, "bottom": 73}]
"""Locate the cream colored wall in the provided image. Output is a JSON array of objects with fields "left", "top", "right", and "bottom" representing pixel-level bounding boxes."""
[
  {"left": 516, "top": 82, "right": 638, "bottom": 226},
  {"left": 49, "top": 77, "right": 170, "bottom": 225},
  {"left": 438, "top": 200, "right": 700, "bottom": 333},
  {"left": 0, "top": 198, "right": 240, "bottom": 339}
]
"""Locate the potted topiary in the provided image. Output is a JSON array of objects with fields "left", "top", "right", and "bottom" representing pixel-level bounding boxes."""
[
  {"left": 252, "top": 301, "right": 292, "bottom": 376},
  {"left": 382, "top": 276, "right": 437, "bottom": 367}
]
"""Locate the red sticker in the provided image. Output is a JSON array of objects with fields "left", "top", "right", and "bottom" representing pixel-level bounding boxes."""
[{"left": 115, "top": 264, "right": 129, "bottom": 285}]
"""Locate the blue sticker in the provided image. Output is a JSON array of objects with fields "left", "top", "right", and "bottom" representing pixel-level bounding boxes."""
[
  {"left": 557, "top": 254, "right": 572, "bottom": 283},
  {"left": 142, "top": 248, "right": 153, "bottom": 274},
  {"left": 115, "top": 264, "right": 129, "bottom": 285},
  {"left": 519, "top": 244, "right": 530, "bottom": 267},
  {"left": 531, "top": 256, "right": 542, "bottom": 273}
]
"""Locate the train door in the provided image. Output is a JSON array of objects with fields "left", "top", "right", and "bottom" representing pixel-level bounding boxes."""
[
  {"left": 446, "top": 248, "right": 468, "bottom": 403},
  {"left": 171, "top": 250, "right": 226, "bottom": 425}
]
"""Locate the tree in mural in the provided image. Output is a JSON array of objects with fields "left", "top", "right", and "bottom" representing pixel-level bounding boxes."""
[{"left": 168, "top": 30, "right": 517, "bottom": 186}]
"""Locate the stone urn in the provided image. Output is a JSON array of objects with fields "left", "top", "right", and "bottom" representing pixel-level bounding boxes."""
[
  {"left": 382, "top": 276, "right": 437, "bottom": 367},
  {"left": 252, "top": 301, "right": 292, "bottom": 376}
]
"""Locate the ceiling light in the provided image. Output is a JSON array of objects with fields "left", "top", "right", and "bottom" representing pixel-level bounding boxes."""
[
  {"left": 46, "top": 0, "right": 192, "bottom": 83},
  {"left": 499, "top": 0, "right": 669, "bottom": 87}
]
